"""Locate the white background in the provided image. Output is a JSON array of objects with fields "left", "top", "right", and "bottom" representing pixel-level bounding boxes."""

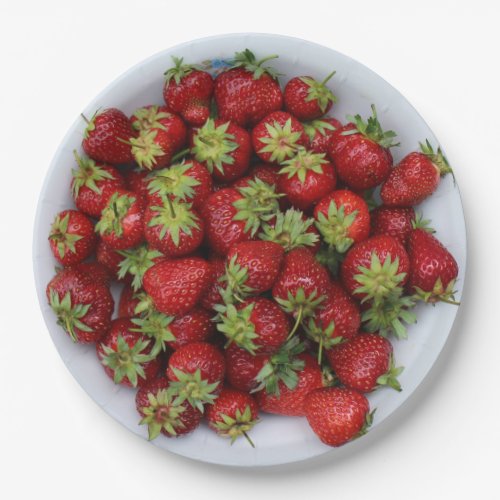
[{"left": 1, "top": 0, "right": 498, "bottom": 498}]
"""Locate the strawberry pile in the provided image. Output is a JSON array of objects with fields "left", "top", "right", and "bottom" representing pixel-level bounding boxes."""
[{"left": 46, "top": 49, "right": 459, "bottom": 449}]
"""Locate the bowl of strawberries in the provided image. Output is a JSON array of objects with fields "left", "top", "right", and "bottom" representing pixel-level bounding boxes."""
[{"left": 33, "top": 33, "right": 466, "bottom": 466}]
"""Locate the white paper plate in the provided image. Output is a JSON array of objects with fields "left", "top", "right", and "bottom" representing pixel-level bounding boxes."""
[{"left": 32, "top": 33, "right": 467, "bottom": 467}]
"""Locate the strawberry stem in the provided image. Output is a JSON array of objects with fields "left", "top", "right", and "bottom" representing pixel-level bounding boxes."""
[
  {"left": 287, "top": 307, "right": 303, "bottom": 340},
  {"left": 321, "top": 70, "right": 336, "bottom": 85},
  {"left": 243, "top": 430, "right": 256, "bottom": 448},
  {"left": 166, "top": 196, "right": 177, "bottom": 219},
  {"left": 257, "top": 54, "right": 279, "bottom": 65},
  {"left": 80, "top": 113, "right": 90, "bottom": 125}
]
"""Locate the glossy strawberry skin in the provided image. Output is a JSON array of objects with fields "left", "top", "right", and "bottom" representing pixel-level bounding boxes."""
[
  {"left": 380, "top": 152, "right": 440, "bottom": 207},
  {"left": 340, "top": 235, "right": 410, "bottom": 299},
  {"left": 371, "top": 206, "right": 416, "bottom": 247},
  {"left": 255, "top": 353, "right": 323, "bottom": 416},
  {"left": 406, "top": 229, "right": 458, "bottom": 296},
  {"left": 135, "top": 377, "right": 202, "bottom": 437},
  {"left": 68, "top": 261, "right": 113, "bottom": 287},
  {"left": 82, "top": 108, "right": 135, "bottom": 164},
  {"left": 284, "top": 77, "right": 333, "bottom": 121},
  {"left": 96, "top": 238, "right": 124, "bottom": 280},
  {"left": 167, "top": 342, "right": 225, "bottom": 387},
  {"left": 305, "top": 387, "right": 370, "bottom": 446},
  {"left": 327, "top": 333, "right": 394, "bottom": 392},
  {"left": 200, "top": 258, "right": 227, "bottom": 312},
  {"left": 227, "top": 241, "right": 284, "bottom": 294},
  {"left": 329, "top": 124, "right": 393, "bottom": 190},
  {"left": 305, "top": 117, "right": 343, "bottom": 154},
  {"left": 168, "top": 307, "right": 215, "bottom": 351},
  {"left": 224, "top": 343, "right": 267, "bottom": 392},
  {"left": 96, "top": 318, "right": 160, "bottom": 388},
  {"left": 49, "top": 209, "right": 97, "bottom": 266},
  {"left": 214, "top": 68, "right": 283, "bottom": 127},
  {"left": 206, "top": 388, "right": 259, "bottom": 430},
  {"left": 46, "top": 268, "right": 114, "bottom": 344},
  {"left": 118, "top": 284, "right": 139, "bottom": 318},
  {"left": 143, "top": 257, "right": 212, "bottom": 316},
  {"left": 163, "top": 70, "right": 214, "bottom": 126},
  {"left": 124, "top": 168, "right": 150, "bottom": 204}
]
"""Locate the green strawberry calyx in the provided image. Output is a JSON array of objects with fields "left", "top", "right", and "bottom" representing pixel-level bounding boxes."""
[
  {"left": 419, "top": 139, "right": 454, "bottom": 177},
  {"left": 164, "top": 56, "right": 200, "bottom": 86},
  {"left": 305, "top": 318, "right": 343, "bottom": 364},
  {"left": 48, "top": 289, "right": 92, "bottom": 342},
  {"left": 133, "top": 290, "right": 156, "bottom": 317},
  {"left": 131, "top": 105, "right": 172, "bottom": 133},
  {"left": 344, "top": 104, "right": 400, "bottom": 149},
  {"left": 259, "top": 208, "right": 319, "bottom": 252},
  {"left": 315, "top": 200, "right": 359, "bottom": 254},
  {"left": 192, "top": 119, "right": 238, "bottom": 174},
  {"left": 71, "top": 150, "right": 115, "bottom": 198},
  {"left": 217, "top": 254, "right": 254, "bottom": 305},
  {"left": 412, "top": 277, "right": 460, "bottom": 306},
  {"left": 376, "top": 354, "right": 404, "bottom": 391},
  {"left": 147, "top": 161, "right": 200, "bottom": 203},
  {"left": 117, "top": 244, "right": 163, "bottom": 291},
  {"left": 355, "top": 409, "right": 376, "bottom": 440},
  {"left": 95, "top": 192, "right": 136, "bottom": 237},
  {"left": 129, "top": 130, "right": 166, "bottom": 170},
  {"left": 300, "top": 70, "right": 337, "bottom": 113},
  {"left": 314, "top": 244, "right": 344, "bottom": 275},
  {"left": 279, "top": 148, "right": 329, "bottom": 184},
  {"left": 212, "top": 405, "right": 259, "bottom": 447},
  {"left": 139, "top": 388, "right": 187, "bottom": 440},
  {"left": 99, "top": 334, "right": 152, "bottom": 387},
  {"left": 131, "top": 311, "right": 175, "bottom": 356},
  {"left": 231, "top": 49, "right": 281, "bottom": 80},
  {"left": 302, "top": 119, "right": 337, "bottom": 142},
  {"left": 81, "top": 109, "right": 101, "bottom": 139},
  {"left": 258, "top": 118, "right": 304, "bottom": 164},
  {"left": 49, "top": 212, "right": 83, "bottom": 260}
]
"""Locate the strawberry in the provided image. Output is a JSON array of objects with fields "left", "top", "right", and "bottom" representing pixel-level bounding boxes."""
[
  {"left": 328, "top": 105, "right": 398, "bottom": 190},
  {"left": 203, "top": 181, "right": 281, "bottom": 255},
  {"left": 136, "top": 377, "right": 202, "bottom": 440},
  {"left": 272, "top": 247, "right": 331, "bottom": 338},
  {"left": 118, "top": 283, "right": 140, "bottom": 318},
  {"left": 124, "top": 167, "right": 150, "bottom": 205},
  {"left": 217, "top": 297, "right": 289, "bottom": 354},
  {"left": 82, "top": 108, "right": 135, "bottom": 164},
  {"left": 143, "top": 199, "right": 204, "bottom": 257},
  {"left": 284, "top": 71, "right": 337, "bottom": 121},
  {"left": 143, "top": 257, "right": 212, "bottom": 316},
  {"left": 255, "top": 352, "right": 323, "bottom": 416},
  {"left": 97, "top": 318, "right": 160, "bottom": 388},
  {"left": 380, "top": 140, "right": 453, "bottom": 207},
  {"left": 71, "top": 151, "right": 125, "bottom": 217},
  {"left": 146, "top": 159, "right": 212, "bottom": 210},
  {"left": 116, "top": 244, "right": 165, "bottom": 291},
  {"left": 370, "top": 206, "right": 416, "bottom": 246},
  {"left": 206, "top": 388, "right": 259, "bottom": 447},
  {"left": 129, "top": 106, "right": 187, "bottom": 170},
  {"left": 303, "top": 117, "right": 342, "bottom": 155},
  {"left": 49, "top": 209, "right": 97, "bottom": 266},
  {"left": 95, "top": 189, "right": 145, "bottom": 250},
  {"left": 167, "top": 342, "right": 225, "bottom": 412},
  {"left": 407, "top": 228, "right": 459, "bottom": 304},
  {"left": 46, "top": 268, "right": 114, "bottom": 343},
  {"left": 200, "top": 258, "right": 227, "bottom": 312},
  {"left": 224, "top": 343, "right": 267, "bottom": 392},
  {"left": 304, "top": 387, "right": 372, "bottom": 447},
  {"left": 214, "top": 49, "right": 283, "bottom": 127},
  {"left": 191, "top": 119, "right": 251, "bottom": 183},
  {"left": 278, "top": 148, "right": 337, "bottom": 211},
  {"left": 68, "top": 261, "right": 113, "bottom": 287},
  {"left": 251, "top": 111, "right": 308, "bottom": 164},
  {"left": 244, "top": 162, "right": 281, "bottom": 188},
  {"left": 167, "top": 307, "right": 215, "bottom": 350},
  {"left": 96, "top": 238, "right": 124, "bottom": 279},
  {"left": 163, "top": 56, "right": 214, "bottom": 126},
  {"left": 327, "top": 333, "right": 403, "bottom": 392},
  {"left": 314, "top": 190, "right": 370, "bottom": 253}
]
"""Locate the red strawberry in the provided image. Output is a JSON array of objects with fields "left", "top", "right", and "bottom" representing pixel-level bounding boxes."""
[
  {"left": 328, "top": 105, "right": 398, "bottom": 190},
  {"left": 206, "top": 388, "right": 259, "bottom": 447},
  {"left": 407, "top": 228, "right": 459, "bottom": 304},
  {"left": 82, "top": 108, "right": 135, "bottom": 164},
  {"left": 340, "top": 235, "right": 410, "bottom": 303},
  {"left": 143, "top": 199, "right": 204, "bottom": 258},
  {"left": 224, "top": 343, "right": 266, "bottom": 392},
  {"left": 191, "top": 119, "right": 251, "bottom": 183},
  {"left": 217, "top": 297, "right": 289, "bottom": 354},
  {"left": 244, "top": 162, "right": 281, "bottom": 187},
  {"left": 68, "top": 261, "right": 113, "bottom": 287},
  {"left": 284, "top": 71, "right": 337, "bottom": 121},
  {"left": 96, "top": 238, "right": 125, "bottom": 279},
  {"left": 136, "top": 377, "right": 202, "bottom": 440},
  {"left": 167, "top": 342, "right": 225, "bottom": 412},
  {"left": 71, "top": 151, "right": 125, "bottom": 217},
  {"left": 166, "top": 307, "right": 215, "bottom": 350},
  {"left": 123, "top": 168, "right": 150, "bottom": 204},
  {"left": 118, "top": 284, "right": 140, "bottom": 318},
  {"left": 251, "top": 111, "right": 308, "bottom": 164},
  {"left": 143, "top": 257, "right": 212, "bottom": 316},
  {"left": 163, "top": 56, "right": 214, "bottom": 126},
  {"left": 214, "top": 49, "right": 283, "bottom": 127},
  {"left": 46, "top": 268, "right": 114, "bottom": 343},
  {"left": 304, "top": 387, "right": 372, "bottom": 447},
  {"left": 200, "top": 258, "right": 227, "bottom": 312},
  {"left": 303, "top": 117, "right": 342, "bottom": 154},
  {"left": 255, "top": 353, "right": 323, "bottom": 416},
  {"left": 313, "top": 189, "right": 370, "bottom": 254},
  {"left": 129, "top": 106, "right": 187, "bottom": 170},
  {"left": 95, "top": 189, "right": 145, "bottom": 250},
  {"left": 49, "top": 209, "right": 97, "bottom": 266},
  {"left": 380, "top": 140, "right": 453, "bottom": 207},
  {"left": 371, "top": 206, "right": 416, "bottom": 246},
  {"left": 146, "top": 159, "right": 212, "bottom": 210},
  {"left": 278, "top": 148, "right": 337, "bottom": 211},
  {"left": 327, "top": 333, "right": 403, "bottom": 392},
  {"left": 97, "top": 318, "right": 160, "bottom": 388}
]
